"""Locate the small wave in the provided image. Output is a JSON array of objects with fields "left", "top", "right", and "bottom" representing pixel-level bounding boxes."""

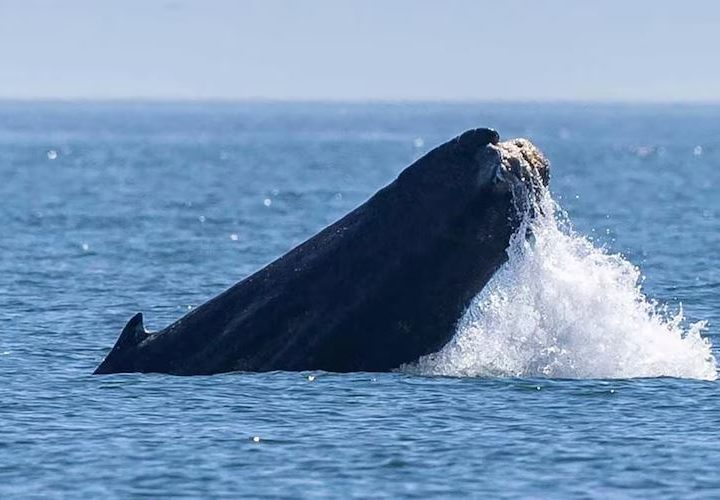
[{"left": 405, "top": 187, "right": 717, "bottom": 381}]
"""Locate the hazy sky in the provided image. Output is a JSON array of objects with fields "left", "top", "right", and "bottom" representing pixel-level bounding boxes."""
[{"left": 1, "top": 0, "right": 719, "bottom": 101}]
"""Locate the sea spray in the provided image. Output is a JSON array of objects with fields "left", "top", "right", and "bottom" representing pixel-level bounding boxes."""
[{"left": 406, "top": 188, "right": 717, "bottom": 380}]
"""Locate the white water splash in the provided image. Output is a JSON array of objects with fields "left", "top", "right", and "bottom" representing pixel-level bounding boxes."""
[{"left": 407, "top": 190, "right": 717, "bottom": 380}]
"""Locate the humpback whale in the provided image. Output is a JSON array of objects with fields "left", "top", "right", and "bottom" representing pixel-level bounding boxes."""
[{"left": 95, "top": 128, "right": 549, "bottom": 375}]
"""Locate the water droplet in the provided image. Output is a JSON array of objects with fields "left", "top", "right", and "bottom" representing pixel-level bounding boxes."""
[
  {"left": 47, "top": 150, "right": 58, "bottom": 160},
  {"left": 263, "top": 198, "right": 272, "bottom": 207},
  {"left": 230, "top": 233, "right": 239, "bottom": 241}
]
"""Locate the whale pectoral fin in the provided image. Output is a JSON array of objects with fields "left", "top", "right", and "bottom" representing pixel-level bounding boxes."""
[{"left": 115, "top": 312, "right": 148, "bottom": 350}]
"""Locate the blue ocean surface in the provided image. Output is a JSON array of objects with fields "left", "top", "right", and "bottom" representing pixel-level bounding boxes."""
[{"left": 1, "top": 102, "right": 719, "bottom": 498}]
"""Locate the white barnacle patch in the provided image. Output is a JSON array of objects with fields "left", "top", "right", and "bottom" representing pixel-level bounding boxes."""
[{"left": 491, "top": 139, "right": 549, "bottom": 199}]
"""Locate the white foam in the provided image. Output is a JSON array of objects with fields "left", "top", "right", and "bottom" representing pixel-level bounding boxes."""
[{"left": 406, "top": 189, "right": 717, "bottom": 380}]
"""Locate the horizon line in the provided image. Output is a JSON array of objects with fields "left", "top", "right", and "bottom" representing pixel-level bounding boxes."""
[{"left": 2, "top": 97, "right": 720, "bottom": 106}]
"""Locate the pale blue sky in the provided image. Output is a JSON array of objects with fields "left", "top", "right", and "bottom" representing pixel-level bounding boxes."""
[{"left": 1, "top": 0, "right": 718, "bottom": 101}]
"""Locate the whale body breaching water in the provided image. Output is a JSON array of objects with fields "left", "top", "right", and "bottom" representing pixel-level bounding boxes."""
[
  {"left": 95, "top": 127, "right": 715, "bottom": 380},
  {"left": 405, "top": 182, "right": 717, "bottom": 381},
  {"left": 95, "top": 129, "right": 551, "bottom": 375}
]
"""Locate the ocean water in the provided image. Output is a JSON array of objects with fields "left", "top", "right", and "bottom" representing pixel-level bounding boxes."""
[{"left": 1, "top": 102, "right": 719, "bottom": 498}]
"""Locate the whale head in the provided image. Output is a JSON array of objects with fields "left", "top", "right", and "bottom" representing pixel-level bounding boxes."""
[{"left": 394, "top": 128, "right": 549, "bottom": 237}]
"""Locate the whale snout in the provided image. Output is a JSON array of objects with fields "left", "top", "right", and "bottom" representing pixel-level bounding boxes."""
[
  {"left": 493, "top": 138, "right": 549, "bottom": 191},
  {"left": 454, "top": 129, "right": 547, "bottom": 195}
]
